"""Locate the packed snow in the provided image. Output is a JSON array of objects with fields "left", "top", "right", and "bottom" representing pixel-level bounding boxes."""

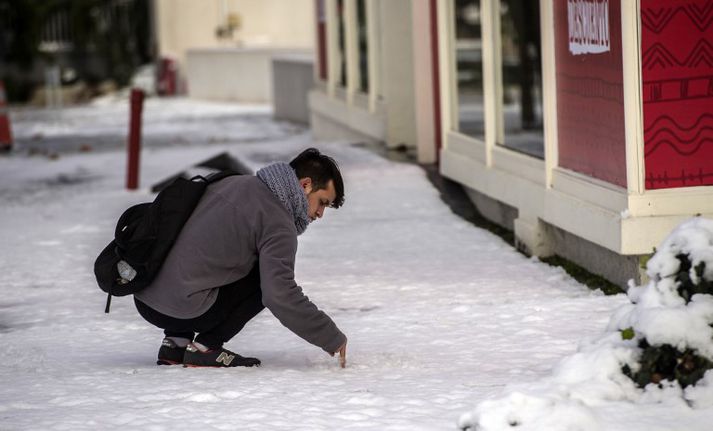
[{"left": 1, "top": 97, "right": 711, "bottom": 430}]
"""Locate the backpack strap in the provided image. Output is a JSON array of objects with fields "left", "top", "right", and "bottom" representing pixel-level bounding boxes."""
[{"left": 204, "top": 170, "right": 242, "bottom": 184}]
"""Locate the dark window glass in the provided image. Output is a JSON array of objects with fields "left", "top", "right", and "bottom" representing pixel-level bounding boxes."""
[
  {"left": 455, "top": 0, "right": 484, "bottom": 140},
  {"left": 337, "top": 0, "right": 347, "bottom": 87},
  {"left": 357, "top": 0, "right": 368, "bottom": 93},
  {"left": 499, "top": 0, "right": 544, "bottom": 158},
  {"left": 316, "top": 0, "right": 328, "bottom": 80}
]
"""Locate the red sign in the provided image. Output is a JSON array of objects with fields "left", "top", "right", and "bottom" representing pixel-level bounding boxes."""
[
  {"left": 555, "top": 0, "right": 627, "bottom": 188},
  {"left": 641, "top": 0, "right": 713, "bottom": 189}
]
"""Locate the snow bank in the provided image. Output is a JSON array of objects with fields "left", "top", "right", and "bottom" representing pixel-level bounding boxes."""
[{"left": 458, "top": 217, "right": 713, "bottom": 431}]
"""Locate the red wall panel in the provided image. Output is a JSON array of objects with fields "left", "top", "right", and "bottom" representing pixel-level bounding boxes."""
[
  {"left": 555, "top": 0, "right": 627, "bottom": 188},
  {"left": 642, "top": 0, "right": 713, "bottom": 189}
]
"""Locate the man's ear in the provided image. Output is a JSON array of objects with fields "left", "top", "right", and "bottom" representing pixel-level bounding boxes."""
[{"left": 299, "top": 177, "right": 313, "bottom": 194}]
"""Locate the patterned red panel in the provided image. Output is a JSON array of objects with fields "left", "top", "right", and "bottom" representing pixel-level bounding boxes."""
[
  {"left": 642, "top": 0, "right": 713, "bottom": 189},
  {"left": 554, "top": 0, "right": 627, "bottom": 188}
]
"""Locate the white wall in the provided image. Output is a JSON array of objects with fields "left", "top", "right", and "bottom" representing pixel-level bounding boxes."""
[
  {"left": 186, "top": 47, "right": 312, "bottom": 102},
  {"left": 411, "top": 0, "right": 437, "bottom": 163},
  {"left": 378, "top": 0, "right": 417, "bottom": 149},
  {"left": 155, "top": 0, "right": 315, "bottom": 89}
]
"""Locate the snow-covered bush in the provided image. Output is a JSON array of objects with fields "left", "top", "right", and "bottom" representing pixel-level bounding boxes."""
[
  {"left": 458, "top": 217, "right": 713, "bottom": 431},
  {"left": 619, "top": 217, "right": 713, "bottom": 390}
]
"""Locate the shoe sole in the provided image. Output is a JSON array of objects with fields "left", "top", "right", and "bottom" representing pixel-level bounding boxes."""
[
  {"left": 157, "top": 359, "right": 182, "bottom": 366},
  {"left": 182, "top": 363, "right": 260, "bottom": 368}
]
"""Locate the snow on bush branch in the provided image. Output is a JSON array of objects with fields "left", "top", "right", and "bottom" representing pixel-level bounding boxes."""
[{"left": 458, "top": 217, "right": 713, "bottom": 431}]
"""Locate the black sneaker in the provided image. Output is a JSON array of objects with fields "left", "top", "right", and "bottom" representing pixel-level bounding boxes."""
[
  {"left": 183, "top": 343, "right": 261, "bottom": 368},
  {"left": 157, "top": 338, "right": 187, "bottom": 365}
]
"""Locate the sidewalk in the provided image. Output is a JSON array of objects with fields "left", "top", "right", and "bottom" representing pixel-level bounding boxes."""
[{"left": 0, "top": 98, "right": 696, "bottom": 430}]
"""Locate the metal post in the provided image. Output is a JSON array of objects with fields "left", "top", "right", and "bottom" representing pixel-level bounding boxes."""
[{"left": 126, "top": 88, "right": 145, "bottom": 190}]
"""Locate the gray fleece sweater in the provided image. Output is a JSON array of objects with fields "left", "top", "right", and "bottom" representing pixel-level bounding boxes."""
[{"left": 134, "top": 175, "right": 346, "bottom": 353}]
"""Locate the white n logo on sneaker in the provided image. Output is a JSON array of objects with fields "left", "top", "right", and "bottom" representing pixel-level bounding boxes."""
[{"left": 216, "top": 352, "right": 235, "bottom": 366}]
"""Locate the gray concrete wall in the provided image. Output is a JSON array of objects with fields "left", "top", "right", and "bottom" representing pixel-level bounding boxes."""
[
  {"left": 546, "top": 223, "right": 646, "bottom": 288},
  {"left": 464, "top": 187, "right": 518, "bottom": 231},
  {"left": 272, "top": 55, "right": 314, "bottom": 124}
]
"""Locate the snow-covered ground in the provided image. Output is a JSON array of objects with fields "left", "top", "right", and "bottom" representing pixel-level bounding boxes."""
[
  {"left": 0, "top": 97, "right": 710, "bottom": 430},
  {"left": 459, "top": 216, "right": 713, "bottom": 431}
]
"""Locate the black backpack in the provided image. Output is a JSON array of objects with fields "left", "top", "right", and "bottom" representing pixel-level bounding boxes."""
[{"left": 94, "top": 171, "right": 239, "bottom": 312}]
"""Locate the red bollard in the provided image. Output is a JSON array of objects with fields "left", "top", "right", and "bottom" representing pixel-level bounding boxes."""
[
  {"left": 0, "top": 81, "right": 13, "bottom": 152},
  {"left": 126, "top": 88, "right": 145, "bottom": 190}
]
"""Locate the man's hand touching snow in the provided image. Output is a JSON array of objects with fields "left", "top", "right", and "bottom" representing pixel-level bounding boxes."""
[{"left": 331, "top": 340, "right": 347, "bottom": 368}]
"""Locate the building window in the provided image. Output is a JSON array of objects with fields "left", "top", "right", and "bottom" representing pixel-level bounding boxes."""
[
  {"left": 455, "top": 0, "right": 485, "bottom": 141},
  {"left": 357, "top": 0, "right": 369, "bottom": 93},
  {"left": 337, "top": 0, "right": 347, "bottom": 87},
  {"left": 316, "top": 0, "right": 328, "bottom": 81},
  {"left": 498, "top": 0, "right": 543, "bottom": 158}
]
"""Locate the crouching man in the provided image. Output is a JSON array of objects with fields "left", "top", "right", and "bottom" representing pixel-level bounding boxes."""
[{"left": 133, "top": 148, "right": 347, "bottom": 368}]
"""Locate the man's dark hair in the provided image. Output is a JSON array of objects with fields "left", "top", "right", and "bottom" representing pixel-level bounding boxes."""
[{"left": 290, "top": 148, "right": 345, "bottom": 208}]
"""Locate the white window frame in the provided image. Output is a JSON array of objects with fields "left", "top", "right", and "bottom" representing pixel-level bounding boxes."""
[
  {"left": 439, "top": 0, "right": 549, "bottom": 198},
  {"left": 322, "top": 0, "right": 379, "bottom": 112}
]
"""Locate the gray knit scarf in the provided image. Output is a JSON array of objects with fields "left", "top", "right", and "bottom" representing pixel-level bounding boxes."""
[{"left": 256, "top": 162, "right": 311, "bottom": 235}]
